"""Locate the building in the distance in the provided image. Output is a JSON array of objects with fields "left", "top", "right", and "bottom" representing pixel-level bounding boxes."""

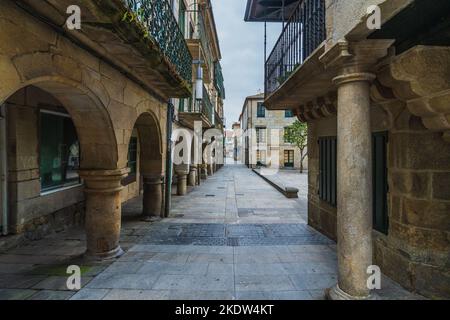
[
  {"left": 239, "top": 93, "right": 307, "bottom": 170},
  {"left": 232, "top": 122, "right": 241, "bottom": 162}
]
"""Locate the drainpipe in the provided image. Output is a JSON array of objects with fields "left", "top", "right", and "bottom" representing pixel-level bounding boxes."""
[
  {"left": 164, "top": 100, "right": 175, "bottom": 218},
  {"left": 0, "top": 104, "right": 8, "bottom": 236}
]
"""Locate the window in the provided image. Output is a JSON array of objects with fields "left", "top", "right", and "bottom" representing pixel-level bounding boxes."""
[
  {"left": 257, "top": 102, "right": 265, "bottom": 118},
  {"left": 123, "top": 136, "right": 138, "bottom": 185},
  {"left": 319, "top": 137, "right": 337, "bottom": 207},
  {"left": 318, "top": 133, "right": 389, "bottom": 233},
  {"left": 373, "top": 132, "right": 389, "bottom": 234},
  {"left": 284, "top": 127, "right": 291, "bottom": 144},
  {"left": 178, "top": 98, "right": 185, "bottom": 112},
  {"left": 40, "top": 111, "right": 80, "bottom": 192},
  {"left": 285, "top": 110, "right": 294, "bottom": 118},
  {"left": 256, "top": 127, "right": 266, "bottom": 144},
  {"left": 284, "top": 150, "right": 294, "bottom": 168}
]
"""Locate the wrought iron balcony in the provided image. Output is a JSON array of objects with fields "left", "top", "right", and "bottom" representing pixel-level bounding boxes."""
[
  {"left": 202, "top": 85, "right": 213, "bottom": 124},
  {"left": 265, "top": 0, "right": 325, "bottom": 97},
  {"left": 177, "top": 85, "right": 213, "bottom": 129},
  {"left": 214, "top": 62, "right": 226, "bottom": 100},
  {"left": 123, "top": 0, "right": 193, "bottom": 84}
]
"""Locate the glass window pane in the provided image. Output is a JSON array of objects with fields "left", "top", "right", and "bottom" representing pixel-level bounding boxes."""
[{"left": 40, "top": 112, "right": 79, "bottom": 192}]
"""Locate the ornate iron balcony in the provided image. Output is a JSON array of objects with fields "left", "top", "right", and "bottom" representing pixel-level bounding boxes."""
[
  {"left": 265, "top": 0, "right": 326, "bottom": 97},
  {"left": 123, "top": 0, "right": 192, "bottom": 84},
  {"left": 214, "top": 61, "right": 226, "bottom": 100}
]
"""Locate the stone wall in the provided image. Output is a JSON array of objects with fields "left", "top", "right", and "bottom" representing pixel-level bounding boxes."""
[
  {"left": 307, "top": 101, "right": 450, "bottom": 299},
  {"left": 325, "top": 0, "right": 413, "bottom": 47}
]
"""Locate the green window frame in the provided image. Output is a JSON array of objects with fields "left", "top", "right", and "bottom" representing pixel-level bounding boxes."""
[
  {"left": 257, "top": 102, "right": 265, "bottom": 118},
  {"left": 178, "top": 0, "right": 186, "bottom": 37},
  {"left": 178, "top": 98, "right": 185, "bottom": 112},
  {"left": 285, "top": 110, "right": 294, "bottom": 118},
  {"left": 39, "top": 111, "right": 80, "bottom": 192},
  {"left": 123, "top": 136, "right": 138, "bottom": 186}
]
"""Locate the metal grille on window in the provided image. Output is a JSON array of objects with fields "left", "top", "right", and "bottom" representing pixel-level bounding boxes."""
[
  {"left": 373, "top": 132, "right": 389, "bottom": 235},
  {"left": 319, "top": 136, "right": 337, "bottom": 206}
]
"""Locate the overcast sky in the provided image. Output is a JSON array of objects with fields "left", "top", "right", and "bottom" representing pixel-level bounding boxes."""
[{"left": 211, "top": 0, "right": 281, "bottom": 128}]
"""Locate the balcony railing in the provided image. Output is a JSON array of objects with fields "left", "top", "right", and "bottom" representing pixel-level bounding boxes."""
[
  {"left": 123, "top": 0, "right": 192, "bottom": 84},
  {"left": 265, "top": 0, "right": 325, "bottom": 96},
  {"left": 214, "top": 62, "right": 226, "bottom": 99}
]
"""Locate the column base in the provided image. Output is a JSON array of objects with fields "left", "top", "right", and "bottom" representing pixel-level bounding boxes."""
[
  {"left": 84, "top": 245, "right": 124, "bottom": 261},
  {"left": 141, "top": 215, "right": 162, "bottom": 223},
  {"left": 325, "top": 284, "right": 378, "bottom": 300}
]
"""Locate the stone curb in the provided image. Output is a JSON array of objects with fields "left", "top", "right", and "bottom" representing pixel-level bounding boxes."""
[{"left": 252, "top": 169, "right": 299, "bottom": 199}]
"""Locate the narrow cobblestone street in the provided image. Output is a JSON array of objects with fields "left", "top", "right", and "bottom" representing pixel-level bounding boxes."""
[{"left": 0, "top": 164, "right": 421, "bottom": 300}]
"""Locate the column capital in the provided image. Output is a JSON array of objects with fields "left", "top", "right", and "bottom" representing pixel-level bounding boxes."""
[
  {"left": 174, "top": 164, "right": 190, "bottom": 175},
  {"left": 79, "top": 168, "right": 129, "bottom": 193},
  {"left": 333, "top": 72, "right": 376, "bottom": 86},
  {"left": 320, "top": 39, "right": 395, "bottom": 73}
]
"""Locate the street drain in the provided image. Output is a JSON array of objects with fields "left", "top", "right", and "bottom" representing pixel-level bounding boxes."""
[
  {"left": 227, "top": 237, "right": 240, "bottom": 246},
  {"left": 205, "top": 194, "right": 216, "bottom": 197}
]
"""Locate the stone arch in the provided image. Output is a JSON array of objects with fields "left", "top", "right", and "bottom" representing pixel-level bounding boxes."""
[
  {"left": 128, "top": 111, "right": 164, "bottom": 176},
  {"left": 0, "top": 76, "right": 119, "bottom": 170},
  {"left": 125, "top": 109, "right": 165, "bottom": 219}
]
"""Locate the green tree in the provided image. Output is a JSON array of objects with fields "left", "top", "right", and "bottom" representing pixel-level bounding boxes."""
[{"left": 284, "top": 120, "right": 308, "bottom": 173}]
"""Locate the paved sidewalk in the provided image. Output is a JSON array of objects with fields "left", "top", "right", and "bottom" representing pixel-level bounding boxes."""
[{"left": 0, "top": 164, "right": 422, "bottom": 300}]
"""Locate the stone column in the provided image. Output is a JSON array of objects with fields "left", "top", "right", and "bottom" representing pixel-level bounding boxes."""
[
  {"left": 79, "top": 169, "right": 128, "bottom": 260},
  {"left": 188, "top": 165, "right": 197, "bottom": 187},
  {"left": 142, "top": 174, "right": 164, "bottom": 221},
  {"left": 327, "top": 71, "right": 375, "bottom": 300},
  {"left": 201, "top": 163, "right": 208, "bottom": 180},
  {"left": 174, "top": 164, "right": 189, "bottom": 196},
  {"left": 207, "top": 161, "right": 214, "bottom": 176},
  {"left": 320, "top": 40, "right": 394, "bottom": 300}
]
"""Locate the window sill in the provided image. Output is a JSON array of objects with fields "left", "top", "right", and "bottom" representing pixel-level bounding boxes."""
[{"left": 40, "top": 183, "right": 83, "bottom": 197}]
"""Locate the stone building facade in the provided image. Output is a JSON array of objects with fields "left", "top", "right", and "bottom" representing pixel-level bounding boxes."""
[
  {"left": 0, "top": 0, "right": 206, "bottom": 259},
  {"left": 239, "top": 93, "right": 307, "bottom": 171},
  {"left": 171, "top": 0, "right": 226, "bottom": 195},
  {"left": 247, "top": 0, "right": 450, "bottom": 299}
]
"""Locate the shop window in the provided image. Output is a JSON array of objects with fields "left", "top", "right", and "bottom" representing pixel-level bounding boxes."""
[{"left": 40, "top": 111, "right": 80, "bottom": 192}]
